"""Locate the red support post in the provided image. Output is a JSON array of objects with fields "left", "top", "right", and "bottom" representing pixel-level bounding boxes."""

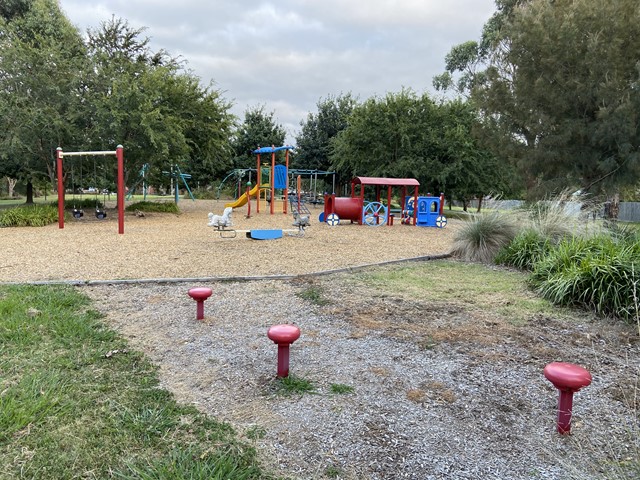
[
  {"left": 246, "top": 182, "right": 252, "bottom": 218},
  {"left": 284, "top": 148, "right": 289, "bottom": 214},
  {"left": 116, "top": 145, "right": 125, "bottom": 234},
  {"left": 412, "top": 186, "right": 419, "bottom": 225},
  {"left": 56, "top": 147, "right": 64, "bottom": 229},
  {"left": 387, "top": 186, "right": 392, "bottom": 226}
]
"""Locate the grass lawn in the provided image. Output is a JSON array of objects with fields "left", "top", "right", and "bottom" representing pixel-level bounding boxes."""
[{"left": 0, "top": 285, "right": 266, "bottom": 480}]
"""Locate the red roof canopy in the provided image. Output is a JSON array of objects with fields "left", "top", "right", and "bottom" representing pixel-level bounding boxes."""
[{"left": 351, "top": 176, "right": 420, "bottom": 187}]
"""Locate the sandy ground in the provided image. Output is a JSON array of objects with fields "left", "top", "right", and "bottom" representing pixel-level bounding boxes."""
[{"left": 0, "top": 199, "right": 456, "bottom": 283}]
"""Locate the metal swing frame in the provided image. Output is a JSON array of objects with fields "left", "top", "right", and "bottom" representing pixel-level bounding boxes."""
[{"left": 56, "top": 146, "right": 125, "bottom": 234}]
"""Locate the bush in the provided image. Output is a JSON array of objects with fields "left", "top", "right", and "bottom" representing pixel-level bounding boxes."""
[
  {"left": 0, "top": 204, "right": 59, "bottom": 227},
  {"left": 192, "top": 187, "right": 219, "bottom": 200},
  {"left": 50, "top": 198, "right": 104, "bottom": 210},
  {"left": 530, "top": 235, "right": 640, "bottom": 321},
  {"left": 125, "top": 201, "right": 180, "bottom": 214},
  {"left": 451, "top": 211, "right": 519, "bottom": 263},
  {"left": 495, "top": 229, "right": 553, "bottom": 270}
]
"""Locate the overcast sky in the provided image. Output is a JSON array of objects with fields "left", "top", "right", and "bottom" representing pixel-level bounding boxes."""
[{"left": 58, "top": 0, "right": 496, "bottom": 144}]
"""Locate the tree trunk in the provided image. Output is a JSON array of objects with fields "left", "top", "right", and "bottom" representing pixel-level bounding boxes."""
[
  {"left": 6, "top": 177, "right": 17, "bottom": 197},
  {"left": 25, "top": 181, "right": 34, "bottom": 204},
  {"left": 476, "top": 196, "right": 483, "bottom": 213}
]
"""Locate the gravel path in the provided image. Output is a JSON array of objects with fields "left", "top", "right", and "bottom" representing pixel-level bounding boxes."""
[{"left": 84, "top": 274, "right": 639, "bottom": 480}]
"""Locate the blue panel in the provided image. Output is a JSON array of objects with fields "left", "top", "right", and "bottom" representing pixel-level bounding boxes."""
[
  {"left": 274, "top": 165, "right": 287, "bottom": 189},
  {"left": 249, "top": 229, "right": 283, "bottom": 240},
  {"left": 252, "top": 145, "right": 295, "bottom": 154}
]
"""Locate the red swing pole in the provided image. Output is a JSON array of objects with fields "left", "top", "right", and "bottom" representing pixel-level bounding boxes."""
[
  {"left": 56, "top": 147, "right": 65, "bottom": 229},
  {"left": 117, "top": 145, "right": 125, "bottom": 234}
]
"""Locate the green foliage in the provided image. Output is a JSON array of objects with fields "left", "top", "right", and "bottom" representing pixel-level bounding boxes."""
[
  {"left": 451, "top": 211, "right": 519, "bottom": 263},
  {"left": 0, "top": 0, "right": 87, "bottom": 193},
  {"left": 530, "top": 235, "right": 640, "bottom": 320},
  {"left": 495, "top": 229, "right": 552, "bottom": 270},
  {"left": 0, "top": 284, "right": 264, "bottom": 479},
  {"left": 296, "top": 284, "right": 329, "bottom": 306},
  {"left": 231, "top": 105, "right": 286, "bottom": 169},
  {"left": 50, "top": 198, "right": 104, "bottom": 210},
  {"left": 295, "top": 93, "right": 358, "bottom": 174},
  {"left": 329, "top": 383, "right": 354, "bottom": 395},
  {"left": 125, "top": 201, "right": 180, "bottom": 214},
  {"left": 0, "top": 204, "right": 58, "bottom": 227},
  {"left": 273, "top": 375, "right": 316, "bottom": 396},
  {"left": 329, "top": 90, "right": 514, "bottom": 201},
  {"left": 438, "top": 0, "right": 640, "bottom": 198},
  {"left": 85, "top": 17, "right": 235, "bottom": 187}
]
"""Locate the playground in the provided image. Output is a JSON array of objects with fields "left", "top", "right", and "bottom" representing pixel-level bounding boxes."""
[
  {"left": 1, "top": 199, "right": 638, "bottom": 478},
  {"left": 0, "top": 199, "right": 456, "bottom": 283}
]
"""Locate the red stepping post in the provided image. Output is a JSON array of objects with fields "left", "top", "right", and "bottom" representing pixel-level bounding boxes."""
[
  {"left": 544, "top": 362, "right": 592, "bottom": 434},
  {"left": 267, "top": 324, "right": 301, "bottom": 378},
  {"left": 187, "top": 287, "right": 213, "bottom": 320}
]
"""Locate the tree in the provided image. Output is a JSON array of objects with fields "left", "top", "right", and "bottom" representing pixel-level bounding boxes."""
[
  {"left": 83, "top": 17, "right": 235, "bottom": 189},
  {"left": 294, "top": 93, "right": 358, "bottom": 172},
  {"left": 436, "top": 0, "right": 640, "bottom": 200},
  {"left": 0, "top": 0, "right": 88, "bottom": 202},
  {"left": 435, "top": 100, "right": 516, "bottom": 210},
  {"left": 231, "top": 105, "right": 286, "bottom": 169}
]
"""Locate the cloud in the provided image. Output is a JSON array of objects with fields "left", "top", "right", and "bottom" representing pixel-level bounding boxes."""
[{"left": 59, "top": 0, "right": 496, "bottom": 143}]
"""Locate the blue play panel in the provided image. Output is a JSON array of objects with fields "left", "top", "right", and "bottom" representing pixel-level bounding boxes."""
[{"left": 247, "top": 229, "right": 283, "bottom": 240}]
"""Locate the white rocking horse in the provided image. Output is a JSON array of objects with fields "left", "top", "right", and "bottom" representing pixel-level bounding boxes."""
[{"left": 207, "top": 207, "right": 233, "bottom": 230}]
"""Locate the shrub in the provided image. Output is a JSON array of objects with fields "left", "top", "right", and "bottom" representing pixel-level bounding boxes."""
[
  {"left": 125, "top": 201, "right": 180, "bottom": 214},
  {"left": 192, "top": 187, "right": 219, "bottom": 200},
  {"left": 50, "top": 198, "right": 104, "bottom": 210},
  {"left": 495, "top": 229, "right": 553, "bottom": 270},
  {"left": 0, "top": 204, "right": 59, "bottom": 227},
  {"left": 530, "top": 235, "right": 640, "bottom": 321},
  {"left": 451, "top": 211, "right": 519, "bottom": 263}
]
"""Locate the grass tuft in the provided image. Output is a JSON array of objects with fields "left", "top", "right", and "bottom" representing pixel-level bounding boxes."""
[
  {"left": 451, "top": 211, "right": 519, "bottom": 263},
  {"left": 329, "top": 383, "right": 355, "bottom": 394},
  {"left": 272, "top": 375, "right": 316, "bottom": 396},
  {"left": 296, "top": 284, "right": 329, "bottom": 306}
]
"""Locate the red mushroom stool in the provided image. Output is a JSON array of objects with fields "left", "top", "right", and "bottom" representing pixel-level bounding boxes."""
[
  {"left": 187, "top": 287, "right": 213, "bottom": 320},
  {"left": 544, "top": 362, "right": 592, "bottom": 434},
  {"left": 267, "top": 324, "right": 301, "bottom": 378}
]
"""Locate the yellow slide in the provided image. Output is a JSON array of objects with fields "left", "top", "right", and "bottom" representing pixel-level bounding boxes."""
[{"left": 225, "top": 184, "right": 260, "bottom": 208}]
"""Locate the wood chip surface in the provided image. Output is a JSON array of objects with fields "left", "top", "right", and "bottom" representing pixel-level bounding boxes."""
[{"left": 0, "top": 200, "right": 456, "bottom": 283}]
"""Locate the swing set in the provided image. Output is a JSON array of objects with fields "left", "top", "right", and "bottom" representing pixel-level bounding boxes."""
[
  {"left": 68, "top": 156, "right": 110, "bottom": 219},
  {"left": 56, "top": 145, "right": 125, "bottom": 234}
]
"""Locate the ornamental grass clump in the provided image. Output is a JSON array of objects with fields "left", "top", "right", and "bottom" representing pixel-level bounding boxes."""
[
  {"left": 451, "top": 211, "right": 519, "bottom": 263},
  {"left": 530, "top": 235, "right": 640, "bottom": 321},
  {"left": 496, "top": 191, "right": 599, "bottom": 271},
  {"left": 495, "top": 228, "right": 553, "bottom": 271},
  {"left": 0, "top": 204, "right": 59, "bottom": 227}
]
